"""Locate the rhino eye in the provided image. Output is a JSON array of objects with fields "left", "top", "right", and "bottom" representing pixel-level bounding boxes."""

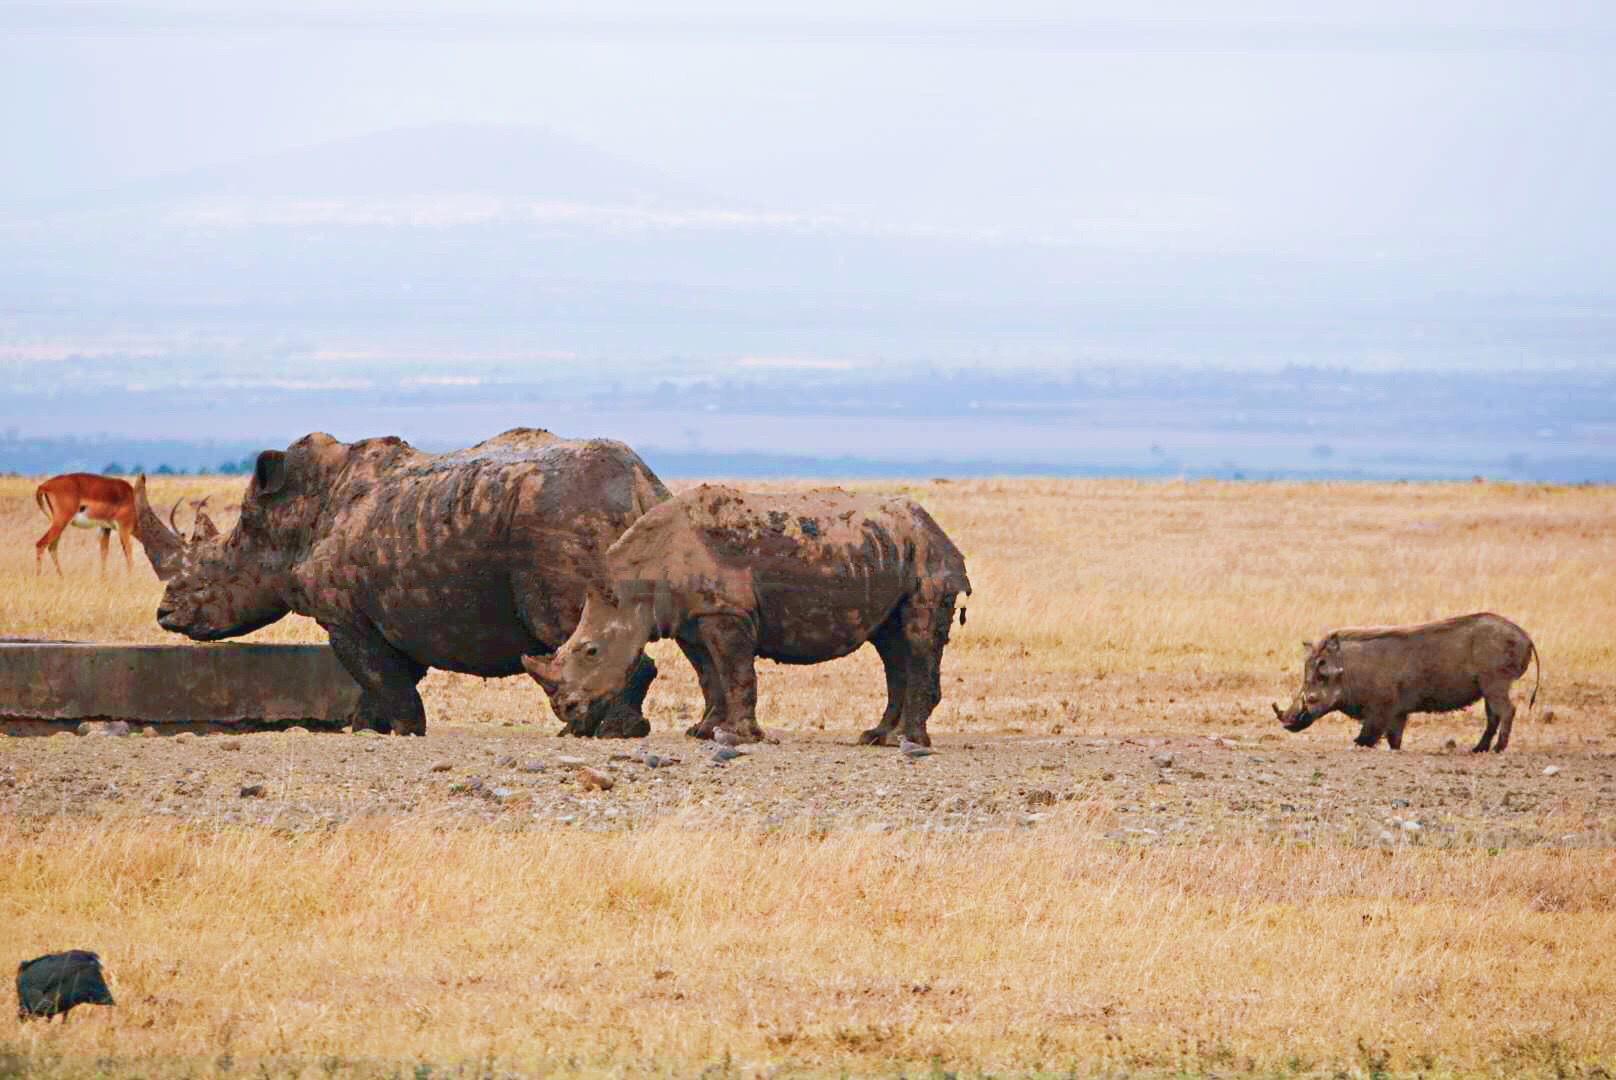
[{"left": 583, "top": 642, "right": 600, "bottom": 660}]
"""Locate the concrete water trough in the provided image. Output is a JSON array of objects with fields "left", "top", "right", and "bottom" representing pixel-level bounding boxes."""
[{"left": 0, "top": 639, "right": 361, "bottom": 735}]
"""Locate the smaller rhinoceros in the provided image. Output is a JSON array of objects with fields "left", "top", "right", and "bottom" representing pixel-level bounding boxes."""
[
  {"left": 1273, "top": 612, "right": 1539, "bottom": 752},
  {"left": 522, "top": 484, "right": 971, "bottom": 747}
]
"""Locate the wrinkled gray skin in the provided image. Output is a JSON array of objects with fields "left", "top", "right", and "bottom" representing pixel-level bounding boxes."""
[
  {"left": 133, "top": 428, "right": 671, "bottom": 736},
  {"left": 523, "top": 485, "right": 971, "bottom": 747},
  {"left": 1274, "top": 612, "right": 1540, "bottom": 752}
]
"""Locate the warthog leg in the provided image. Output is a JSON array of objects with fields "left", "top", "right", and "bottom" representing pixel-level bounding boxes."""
[
  {"left": 1475, "top": 681, "right": 1517, "bottom": 753},
  {"left": 1353, "top": 712, "right": 1386, "bottom": 749},
  {"left": 328, "top": 624, "right": 429, "bottom": 735}
]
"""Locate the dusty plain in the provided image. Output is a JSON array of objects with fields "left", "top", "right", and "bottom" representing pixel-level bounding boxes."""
[{"left": 2, "top": 473, "right": 1615, "bottom": 1077}]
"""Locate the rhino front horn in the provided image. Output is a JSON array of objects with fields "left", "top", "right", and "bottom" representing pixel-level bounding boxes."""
[
  {"left": 521, "top": 654, "right": 560, "bottom": 694},
  {"left": 131, "top": 474, "right": 187, "bottom": 581}
]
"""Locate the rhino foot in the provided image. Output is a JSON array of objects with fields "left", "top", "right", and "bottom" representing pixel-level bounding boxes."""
[
  {"left": 858, "top": 727, "right": 900, "bottom": 747},
  {"left": 565, "top": 653, "right": 657, "bottom": 739}
]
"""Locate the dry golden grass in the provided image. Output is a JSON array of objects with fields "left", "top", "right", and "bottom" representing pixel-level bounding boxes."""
[
  {"left": 4, "top": 821, "right": 1615, "bottom": 1077},
  {"left": 3, "top": 473, "right": 1616, "bottom": 1075}
]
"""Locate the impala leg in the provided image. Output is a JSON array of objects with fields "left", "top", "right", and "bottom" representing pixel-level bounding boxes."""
[
  {"left": 97, "top": 528, "right": 111, "bottom": 573},
  {"left": 117, "top": 525, "right": 134, "bottom": 572},
  {"left": 35, "top": 520, "right": 68, "bottom": 577}
]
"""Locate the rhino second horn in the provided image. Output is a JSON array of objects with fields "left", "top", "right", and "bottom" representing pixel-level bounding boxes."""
[
  {"left": 1271, "top": 702, "right": 1284, "bottom": 719},
  {"left": 191, "top": 502, "right": 220, "bottom": 543}
]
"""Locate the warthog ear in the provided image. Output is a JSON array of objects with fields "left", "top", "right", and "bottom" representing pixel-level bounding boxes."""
[{"left": 254, "top": 450, "right": 288, "bottom": 497}]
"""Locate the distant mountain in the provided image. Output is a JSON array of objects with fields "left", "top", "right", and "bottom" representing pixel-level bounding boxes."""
[{"left": 9, "top": 123, "right": 713, "bottom": 218}]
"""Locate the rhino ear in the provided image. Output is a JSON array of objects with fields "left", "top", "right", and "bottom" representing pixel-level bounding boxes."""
[
  {"left": 254, "top": 450, "right": 288, "bottom": 497},
  {"left": 1301, "top": 640, "right": 1314, "bottom": 654},
  {"left": 1323, "top": 635, "right": 1342, "bottom": 656},
  {"left": 584, "top": 581, "right": 621, "bottom": 610}
]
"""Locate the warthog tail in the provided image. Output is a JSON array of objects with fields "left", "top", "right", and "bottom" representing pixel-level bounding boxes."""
[{"left": 1527, "top": 639, "right": 1541, "bottom": 713}]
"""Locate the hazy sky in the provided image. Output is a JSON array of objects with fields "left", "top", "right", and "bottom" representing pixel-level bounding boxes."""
[{"left": 5, "top": 0, "right": 1614, "bottom": 275}]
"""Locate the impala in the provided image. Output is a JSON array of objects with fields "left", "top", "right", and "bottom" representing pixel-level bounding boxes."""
[{"left": 33, "top": 472, "right": 139, "bottom": 576}]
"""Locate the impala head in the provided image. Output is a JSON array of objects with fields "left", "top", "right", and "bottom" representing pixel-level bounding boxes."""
[
  {"left": 134, "top": 436, "right": 343, "bottom": 640},
  {"left": 521, "top": 585, "right": 654, "bottom": 730},
  {"left": 1274, "top": 636, "right": 1346, "bottom": 732}
]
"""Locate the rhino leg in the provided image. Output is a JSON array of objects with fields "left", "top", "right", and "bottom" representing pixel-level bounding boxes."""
[
  {"left": 677, "top": 640, "right": 725, "bottom": 739},
  {"left": 894, "top": 592, "right": 959, "bottom": 748},
  {"left": 591, "top": 654, "right": 657, "bottom": 739},
  {"left": 327, "top": 624, "right": 429, "bottom": 736},
  {"left": 690, "top": 615, "right": 765, "bottom": 742},
  {"left": 1475, "top": 682, "right": 1516, "bottom": 752},
  {"left": 859, "top": 615, "right": 910, "bottom": 746},
  {"left": 1385, "top": 714, "right": 1408, "bottom": 751}
]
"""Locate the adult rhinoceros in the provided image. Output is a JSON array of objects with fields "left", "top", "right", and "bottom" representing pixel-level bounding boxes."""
[{"left": 134, "top": 428, "right": 670, "bottom": 736}]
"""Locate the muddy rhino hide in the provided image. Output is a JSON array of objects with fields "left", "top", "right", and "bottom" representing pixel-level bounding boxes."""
[{"left": 554, "top": 653, "right": 657, "bottom": 738}]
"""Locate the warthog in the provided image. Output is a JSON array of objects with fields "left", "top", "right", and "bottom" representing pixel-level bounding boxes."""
[
  {"left": 1273, "top": 612, "right": 1540, "bottom": 752},
  {"left": 522, "top": 484, "right": 971, "bottom": 746},
  {"left": 134, "top": 428, "right": 671, "bottom": 736}
]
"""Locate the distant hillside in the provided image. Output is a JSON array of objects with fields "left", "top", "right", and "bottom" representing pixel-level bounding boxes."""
[{"left": 8, "top": 123, "right": 711, "bottom": 217}]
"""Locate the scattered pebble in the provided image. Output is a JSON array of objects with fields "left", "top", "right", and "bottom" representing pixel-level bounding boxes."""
[
  {"left": 284, "top": 726, "right": 311, "bottom": 735},
  {"left": 238, "top": 784, "right": 265, "bottom": 798},
  {"left": 1544, "top": 765, "right": 1562, "bottom": 777},
  {"left": 1151, "top": 753, "right": 1174, "bottom": 768},
  {"left": 218, "top": 738, "right": 242, "bottom": 751},
  {"left": 711, "top": 747, "right": 742, "bottom": 764},
  {"left": 576, "top": 767, "right": 615, "bottom": 791},
  {"left": 78, "top": 720, "right": 131, "bottom": 737},
  {"left": 557, "top": 756, "right": 587, "bottom": 767},
  {"left": 521, "top": 759, "right": 547, "bottom": 773},
  {"left": 142, "top": 726, "right": 160, "bottom": 738},
  {"left": 174, "top": 732, "right": 196, "bottom": 743},
  {"left": 1401, "top": 819, "right": 1422, "bottom": 832},
  {"left": 494, "top": 754, "right": 516, "bottom": 768},
  {"left": 429, "top": 761, "right": 453, "bottom": 773}
]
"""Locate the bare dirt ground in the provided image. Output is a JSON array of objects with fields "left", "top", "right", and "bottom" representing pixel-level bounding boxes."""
[{"left": 5, "top": 720, "right": 1613, "bottom": 851}]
